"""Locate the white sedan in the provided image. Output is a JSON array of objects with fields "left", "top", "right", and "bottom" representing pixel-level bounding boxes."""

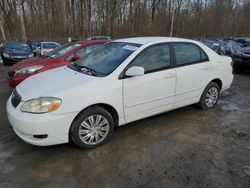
[
  {"left": 7, "top": 37, "right": 233, "bottom": 149},
  {"left": 35, "top": 41, "right": 61, "bottom": 56}
]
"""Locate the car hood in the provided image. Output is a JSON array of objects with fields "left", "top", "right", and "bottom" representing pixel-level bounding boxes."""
[
  {"left": 243, "top": 48, "right": 250, "bottom": 53},
  {"left": 6, "top": 49, "right": 31, "bottom": 55},
  {"left": 16, "top": 66, "right": 100, "bottom": 101},
  {"left": 10, "top": 57, "right": 56, "bottom": 71}
]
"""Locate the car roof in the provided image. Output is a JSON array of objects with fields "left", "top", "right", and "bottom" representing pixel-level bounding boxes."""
[
  {"left": 83, "top": 39, "right": 110, "bottom": 44},
  {"left": 87, "top": 36, "right": 111, "bottom": 40},
  {"left": 114, "top": 37, "right": 195, "bottom": 45},
  {"left": 41, "top": 41, "right": 60, "bottom": 44},
  {"left": 5, "top": 41, "right": 27, "bottom": 44}
]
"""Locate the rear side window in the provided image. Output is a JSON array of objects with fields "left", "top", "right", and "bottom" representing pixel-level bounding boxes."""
[
  {"left": 174, "top": 43, "right": 208, "bottom": 66},
  {"left": 128, "top": 44, "right": 171, "bottom": 74}
]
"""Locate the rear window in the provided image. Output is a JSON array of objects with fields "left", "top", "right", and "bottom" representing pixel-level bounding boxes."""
[
  {"left": 42, "top": 43, "right": 60, "bottom": 49},
  {"left": 174, "top": 43, "right": 208, "bottom": 66}
]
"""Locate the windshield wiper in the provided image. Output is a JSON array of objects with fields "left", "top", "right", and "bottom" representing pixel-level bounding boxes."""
[
  {"left": 70, "top": 63, "right": 105, "bottom": 77},
  {"left": 76, "top": 65, "right": 97, "bottom": 76}
]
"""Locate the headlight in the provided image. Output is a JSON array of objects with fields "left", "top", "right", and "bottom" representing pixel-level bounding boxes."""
[
  {"left": 28, "top": 53, "right": 34, "bottom": 58},
  {"left": 3, "top": 52, "right": 10, "bottom": 58},
  {"left": 21, "top": 97, "right": 61, "bottom": 114},
  {"left": 16, "top": 65, "right": 44, "bottom": 75}
]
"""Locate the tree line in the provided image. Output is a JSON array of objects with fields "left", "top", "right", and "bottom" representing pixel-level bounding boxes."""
[{"left": 0, "top": 0, "right": 250, "bottom": 42}]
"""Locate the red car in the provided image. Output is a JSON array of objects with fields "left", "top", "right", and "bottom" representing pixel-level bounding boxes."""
[{"left": 8, "top": 40, "right": 110, "bottom": 87}]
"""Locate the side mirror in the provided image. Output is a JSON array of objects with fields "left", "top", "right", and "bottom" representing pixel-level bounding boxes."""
[
  {"left": 125, "top": 66, "right": 145, "bottom": 77},
  {"left": 71, "top": 54, "right": 80, "bottom": 62}
]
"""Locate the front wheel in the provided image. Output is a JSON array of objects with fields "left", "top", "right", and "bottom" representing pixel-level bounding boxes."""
[
  {"left": 70, "top": 106, "right": 114, "bottom": 149},
  {"left": 197, "top": 82, "right": 220, "bottom": 110}
]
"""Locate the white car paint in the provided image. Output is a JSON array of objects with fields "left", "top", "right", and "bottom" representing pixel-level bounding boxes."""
[
  {"left": 36, "top": 42, "right": 61, "bottom": 56},
  {"left": 6, "top": 37, "right": 234, "bottom": 146}
]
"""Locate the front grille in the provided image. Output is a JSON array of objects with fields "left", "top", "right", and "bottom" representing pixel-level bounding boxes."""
[
  {"left": 11, "top": 90, "right": 22, "bottom": 108},
  {"left": 11, "top": 56, "right": 27, "bottom": 59},
  {"left": 8, "top": 71, "right": 15, "bottom": 77},
  {"left": 11, "top": 58, "right": 26, "bottom": 62}
]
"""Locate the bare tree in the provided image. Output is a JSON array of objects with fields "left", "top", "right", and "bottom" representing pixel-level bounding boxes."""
[{"left": 0, "top": 0, "right": 249, "bottom": 42}]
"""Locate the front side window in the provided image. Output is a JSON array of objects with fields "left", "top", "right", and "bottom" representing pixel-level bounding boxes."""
[
  {"left": 174, "top": 43, "right": 208, "bottom": 66},
  {"left": 73, "top": 42, "right": 141, "bottom": 76},
  {"left": 127, "top": 44, "right": 171, "bottom": 74}
]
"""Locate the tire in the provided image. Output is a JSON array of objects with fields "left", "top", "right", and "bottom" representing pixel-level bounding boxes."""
[
  {"left": 197, "top": 82, "right": 220, "bottom": 110},
  {"left": 70, "top": 106, "right": 114, "bottom": 149}
]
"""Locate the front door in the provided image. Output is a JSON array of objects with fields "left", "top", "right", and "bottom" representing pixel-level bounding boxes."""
[{"left": 122, "top": 43, "right": 176, "bottom": 122}]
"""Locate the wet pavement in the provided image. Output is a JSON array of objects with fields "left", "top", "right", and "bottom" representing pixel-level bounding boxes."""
[{"left": 0, "top": 66, "right": 249, "bottom": 187}]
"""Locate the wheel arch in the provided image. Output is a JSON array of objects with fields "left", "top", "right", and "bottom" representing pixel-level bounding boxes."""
[
  {"left": 69, "top": 103, "right": 119, "bottom": 140},
  {"left": 210, "top": 78, "right": 222, "bottom": 90},
  {"left": 198, "top": 78, "right": 223, "bottom": 103}
]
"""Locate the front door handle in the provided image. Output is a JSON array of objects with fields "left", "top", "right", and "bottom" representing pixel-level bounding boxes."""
[{"left": 165, "top": 73, "right": 175, "bottom": 79}]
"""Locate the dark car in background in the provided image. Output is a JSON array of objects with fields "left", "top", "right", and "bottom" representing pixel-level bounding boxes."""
[
  {"left": 27, "top": 40, "right": 41, "bottom": 51},
  {"left": 202, "top": 39, "right": 222, "bottom": 54},
  {"left": 199, "top": 37, "right": 250, "bottom": 73},
  {"left": 231, "top": 38, "right": 250, "bottom": 73},
  {"left": 199, "top": 39, "right": 233, "bottom": 56},
  {"left": 1, "top": 42, "right": 33, "bottom": 66}
]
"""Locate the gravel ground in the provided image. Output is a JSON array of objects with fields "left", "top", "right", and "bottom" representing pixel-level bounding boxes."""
[{"left": 0, "top": 66, "right": 249, "bottom": 188}]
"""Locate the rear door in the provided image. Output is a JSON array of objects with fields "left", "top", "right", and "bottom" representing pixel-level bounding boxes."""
[
  {"left": 173, "top": 42, "right": 211, "bottom": 108},
  {"left": 122, "top": 43, "right": 176, "bottom": 122}
]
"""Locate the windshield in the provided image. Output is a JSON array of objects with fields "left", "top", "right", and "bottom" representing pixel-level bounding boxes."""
[
  {"left": 45, "top": 42, "right": 81, "bottom": 58},
  {"left": 6, "top": 43, "right": 31, "bottom": 52},
  {"left": 31, "top": 41, "right": 40, "bottom": 48},
  {"left": 74, "top": 42, "right": 141, "bottom": 76}
]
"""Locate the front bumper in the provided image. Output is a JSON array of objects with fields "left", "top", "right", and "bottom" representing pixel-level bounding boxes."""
[
  {"left": 3, "top": 56, "right": 26, "bottom": 65},
  {"left": 6, "top": 97, "right": 78, "bottom": 146},
  {"left": 8, "top": 73, "right": 31, "bottom": 88}
]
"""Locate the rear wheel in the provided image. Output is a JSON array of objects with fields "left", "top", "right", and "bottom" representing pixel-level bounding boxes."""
[
  {"left": 70, "top": 106, "right": 114, "bottom": 149},
  {"left": 197, "top": 82, "right": 220, "bottom": 110}
]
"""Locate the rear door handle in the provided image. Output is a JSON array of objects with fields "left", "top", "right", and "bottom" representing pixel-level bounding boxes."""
[
  {"left": 202, "top": 65, "right": 209, "bottom": 70},
  {"left": 165, "top": 73, "right": 175, "bottom": 79}
]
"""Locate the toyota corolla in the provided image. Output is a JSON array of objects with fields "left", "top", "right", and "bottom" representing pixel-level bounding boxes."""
[{"left": 6, "top": 37, "right": 234, "bottom": 149}]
